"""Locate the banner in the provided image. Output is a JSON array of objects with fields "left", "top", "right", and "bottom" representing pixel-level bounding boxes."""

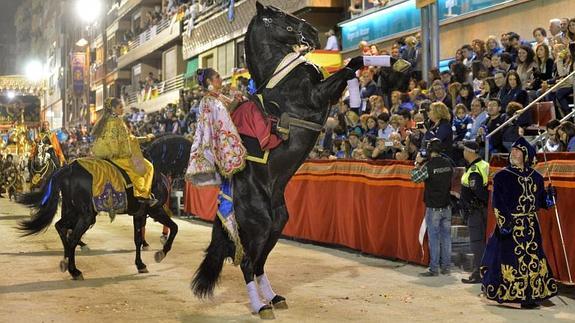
[{"left": 71, "top": 52, "right": 85, "bottom": 95}]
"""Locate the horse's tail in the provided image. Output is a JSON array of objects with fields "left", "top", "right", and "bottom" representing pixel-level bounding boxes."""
[
  {"left": 191, "top": 218, "right": 235, "bottom": 298},
  {"left": 18, "top": 166, "right": 66, "bottom": 236}
]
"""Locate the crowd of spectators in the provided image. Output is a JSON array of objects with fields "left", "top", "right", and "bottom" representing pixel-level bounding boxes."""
[{"left": 312, "top": 16, "right": 575, "bottom": 164}]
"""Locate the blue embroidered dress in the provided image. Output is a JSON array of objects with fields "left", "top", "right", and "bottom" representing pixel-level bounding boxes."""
[{"left": 480, "top": 138, "right": 558, "bottom": 304}]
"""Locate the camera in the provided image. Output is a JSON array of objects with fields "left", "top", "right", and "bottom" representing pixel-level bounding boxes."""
[
  {"left": 416, "top": 122, "right": 425, "bottom": 129},
  {"left": 419, "top": 148, "right": 428, "bottom": 158}
]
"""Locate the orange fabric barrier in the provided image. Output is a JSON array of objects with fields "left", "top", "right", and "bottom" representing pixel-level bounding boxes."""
[
  {"left": 183, "top": 156, "right": 575, "bottom": 281},
  {"left": 183, "top": 183, "right": 218, "bottom": 221}
]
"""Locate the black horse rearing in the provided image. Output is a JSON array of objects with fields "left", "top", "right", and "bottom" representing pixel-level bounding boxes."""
[{"left": 191, "top": 2, "right": 374, "bottom": 319}]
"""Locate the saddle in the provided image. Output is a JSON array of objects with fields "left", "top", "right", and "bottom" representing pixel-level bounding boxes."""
[
  {"left": 75, "top": 158, "right": 130, "bottom": 216},
  {"left": 231, "top": 98, "right": 284, "bottom": 164}
]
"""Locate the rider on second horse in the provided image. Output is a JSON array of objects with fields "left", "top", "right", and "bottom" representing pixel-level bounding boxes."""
[{"left": 91, "top": 97, "right": 157, "bottom": 216}]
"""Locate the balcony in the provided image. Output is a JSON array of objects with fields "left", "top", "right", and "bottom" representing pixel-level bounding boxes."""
[
  {"left": 124, "top": 74, "right": 183, "bottom": 113},
  {"left": 182, "top": 0, "right": 343, "bottom": 60},
  {"left": 90, "top": 63, "right": 106, "bottom": 87},
  {"left": 117, "top": 17, "right": 182, "bottom": 70}
]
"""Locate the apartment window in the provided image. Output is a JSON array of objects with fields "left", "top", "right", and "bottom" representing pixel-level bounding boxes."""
[
  {"left": 217, "top": 42, "right": 235, "bottom": 78},
  {"left": 236, "top": 40, "right": 246, "bottom": 69},
  {"left": 202, "top": 54, "right": 214, "bottom": 69}
]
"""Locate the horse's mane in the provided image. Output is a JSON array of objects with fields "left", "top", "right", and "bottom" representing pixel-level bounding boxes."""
[{"left": 143, "top": 134, "right": 192, "bottom": 178}]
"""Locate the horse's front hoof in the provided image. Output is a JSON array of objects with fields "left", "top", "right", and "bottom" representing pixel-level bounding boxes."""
[
  {"left": 271, "top": 295, "right": 288, "bottom": 309},
  {"left": 59, "top": 259, "right": 68, "bottom": 273},
  {"left": 154, "top": 250, "right": 165, "bottom": 263},
  {"left": 72, "top": 273, "right": 84, "bottom": 281},
  {"left": 80, "top": 244, "right": 90, "bottom": 252},
  {"left": 142, "top": 243, "right": 150, "bottom": 251},
  {"left": 258, "top": 305, "right": 275, "bottom": 320},
  {"left": 138, "top": 266, "right": 149, "bottom": 274}
]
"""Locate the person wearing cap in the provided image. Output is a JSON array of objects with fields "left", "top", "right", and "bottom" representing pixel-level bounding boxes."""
[
  {"left": 480, "top": 137, "right": 558, "bottom": 308},
  {"left": 411, "top": 138, "right": 454, "bottom": 277},
  {"left": 459, "top": 141, "right": 489, "bottom": 284},
  {"left": 324, "top": 29, "right": 339, "bottom": 51}
]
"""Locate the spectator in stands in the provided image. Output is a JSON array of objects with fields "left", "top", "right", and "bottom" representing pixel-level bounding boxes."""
[
  {"left": 546, "top": 43, "right": 574, "bottom": 116},
  {"left": 567, "top": 19, "right": 575, "bottom": 43},
  {"left": 369, "top": 95, "right": 388, "bottom": 116},
  {"left": 423, "top": 102, "right": 453, "bottom": 158},
  {"left": 348, "top": 0, "right": 363, "bottom": 18},
  {"left": 465, "top": 98, "right": 488, "bottom": 141},
  {"left": 472, "top": 39, "right": 486, "bottom": 61},
  {"left": 478, "top": 77, "right": 499, "bottom": 101},
  {"left": 533, "top": 44, "right": 554, "bottom": 89},
  {"left": 549, "top": 18, "right": 565, "bottom": 45},
  {"left": 412, "top": 138, "right": 454, "bottom": 277},
  {"left": 485, "top": 35, "right": 503, "bottom": 56},
  {"left": 431, "top": 80, "right": 453, "bottom": 109},
  {"left": 324, "top": 29, "right": 339, "bottom": 51},
  {"left": 532, "top": 27, "right": 549, "bottom": 51},
  {"left": 490, "top": 53, "right": 502, "bottom": 72},
  {"left": 461, "top": 44, "right": 476, "bottom": 68},
  {"left": 396, "top": 131, "right": 422, "bottom": 161},
  {"left": 500, "top": 71, "right": 529, "bottom": 116},
  {"left": 348, "top": 132, "right": 361, "bottom": 155},
  {"left": 457, "top": 82, "right": 475, "bottom": 110},
  {"left": 498, "top": 52, "right": 515, "bottom": 74},
  {"left": 500, "top": 33, "right": 510, "bottom": 52},
  {"left": 365, "top": 116, "right": 379, "bottom": 137},
  {"left": 516, "top": 45, "right": 537, "bottom": 90},
  {"left": 501, "top": 101, "right": 526, "bottom": 152},
  {"left": 440, "top": 70, "right": 452, "bottom": 88},
  {"left": 389, "top": 90, "right": 402, "bottom": 114},
  {"left": 560, "top": 18, "right": 570, "bottom": 36},
  {"left": 477, "top": 98, "right": 507, "bottom": 153},
  {"left": 402, "top": 36, "right": 421, "bottom": 80},
  {"left": 557, "top": 121, "right": 575, "bottom": 152},
  {"left": 396, "top": 109, "right": 414, "bottom": 139},
  {"left": 452, "top": 103, "right": 473, "bottom": 165},
  {"left": 359, "top": 70, "right": 378, "bottom": 114},
  {"left": 540, "top": 119, "right": 561, "bottom": 152},
  {"left": 506, "top": 32, "right": 521, "bottom": 61},
  {"left": 377, "top": 112, "right": 394, "bottom": 139}
]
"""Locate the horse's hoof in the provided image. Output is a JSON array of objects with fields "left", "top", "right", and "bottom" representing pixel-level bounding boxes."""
[
  {"left": 258, "top": 305, "right": 275, "bottom": 320},
  {"left": 80, "top": 244, "right": 90, "bottom": 252},
  {"left": 154, "top": 250, "right": 165, "bottom": 263},
  {"left": 59, "top": 259, "right": 68, "bottom": 273},
  {"left": 72, "top": 273, "right": 84, "bottom": 281},
  {"left": 142, "top": 244, "right": 150, "bottom": 251},
  {"left": 138, "top": 267, "right": 149, "bottom": 274},
  {"left": 271, "top": 295, "right": 288, "bottom": 310}
]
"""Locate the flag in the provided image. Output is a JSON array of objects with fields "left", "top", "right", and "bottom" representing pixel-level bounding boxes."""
[{"left": 227, "top": 0, "right": 235, "bottom": 22}]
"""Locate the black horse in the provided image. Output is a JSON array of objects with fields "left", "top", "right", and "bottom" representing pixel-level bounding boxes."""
[
  {"left": 18, "top": 135, "right": 192, "bottom": 280},
  {"left": 191, "top": 2, "right": 378, "bottom": 319}
]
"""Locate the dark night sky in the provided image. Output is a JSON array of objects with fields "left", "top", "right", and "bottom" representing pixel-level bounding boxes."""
[{"left": 0, "top": 0, "right": 21, "bottom": 75}]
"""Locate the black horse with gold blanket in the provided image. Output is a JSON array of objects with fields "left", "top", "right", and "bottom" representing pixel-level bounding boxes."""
[{"left": 17, "top": 135, "right": 191, "bottom": 280}]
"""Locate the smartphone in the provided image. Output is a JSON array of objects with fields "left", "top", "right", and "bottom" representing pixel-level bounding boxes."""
[{"left": 384, "top": 141, "right": 394, "bottom": 147}]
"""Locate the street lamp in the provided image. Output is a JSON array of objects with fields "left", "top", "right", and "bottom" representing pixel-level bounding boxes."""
[
  {"left": 76, "top": 0, "right": 102, "bottom": 23},
  {"left": 25, "top": 60, "right": 44, "bottom": 82}
]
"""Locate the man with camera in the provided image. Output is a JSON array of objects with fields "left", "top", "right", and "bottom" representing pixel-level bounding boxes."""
[
  {"left": 411, "top": 138, "right": 454, "bottom": 276},
  {"left": 459, "top": 141, "right": 489, "bottom": 284}
]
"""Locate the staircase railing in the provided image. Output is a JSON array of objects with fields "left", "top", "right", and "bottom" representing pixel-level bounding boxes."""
[{"left": 485, "top": 69, "right": 575, "bottom": 161}]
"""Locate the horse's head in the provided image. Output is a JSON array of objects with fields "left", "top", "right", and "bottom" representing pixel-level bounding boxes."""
[{"left": 255, "top": 2, "right": 319, "bottom": 51}]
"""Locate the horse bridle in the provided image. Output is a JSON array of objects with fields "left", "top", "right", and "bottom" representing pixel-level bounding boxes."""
[{"left": 261, "top": 14, "right": 314, "bottom": 52}]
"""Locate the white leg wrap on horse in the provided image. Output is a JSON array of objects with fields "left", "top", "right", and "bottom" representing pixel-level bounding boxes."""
[
  {"left": 247, "top": 281, "right": 266, "bottom": 313},
  {"left": 363, "top": 55, "right": 391, "bottom": 67},
  {"left": 256, "top": 274, "right": 276, "bottom": 302},
  {"left": 347, "top": 78, "right": 361, "bottom": 108}
]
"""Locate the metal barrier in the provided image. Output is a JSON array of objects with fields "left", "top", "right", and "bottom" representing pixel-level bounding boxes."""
[
  {"left": 485, "top": 69, "right": 575, "bottom": 160},
  {"left": 125, "top": 18, "right": 172, "bottom": 52},
  {"left": 124, "top": 74, "right": 184, "bottom": 107}
]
